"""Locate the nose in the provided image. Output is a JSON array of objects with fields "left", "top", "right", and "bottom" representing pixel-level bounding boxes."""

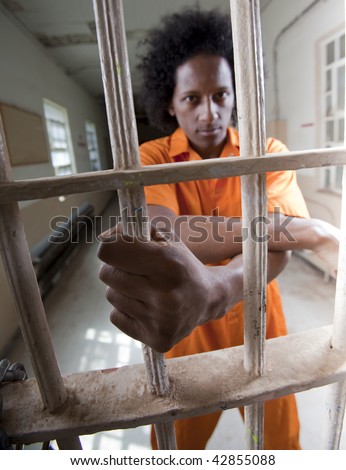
[{"left": 199, "top": 97, "right": 218, "bottom": 123}]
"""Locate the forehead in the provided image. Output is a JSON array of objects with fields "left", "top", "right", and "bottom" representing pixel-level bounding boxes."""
[{"left": 174, "top": 55, "right": 233, "bottom": 92}]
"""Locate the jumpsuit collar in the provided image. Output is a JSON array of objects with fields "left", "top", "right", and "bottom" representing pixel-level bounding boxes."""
[{"left": 168, "top": 127, "right": 240, "bottom": 162}]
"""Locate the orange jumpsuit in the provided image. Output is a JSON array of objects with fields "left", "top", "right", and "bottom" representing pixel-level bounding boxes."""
[{"left": 140, "top": 127, "right": 309, "bottom": 450}]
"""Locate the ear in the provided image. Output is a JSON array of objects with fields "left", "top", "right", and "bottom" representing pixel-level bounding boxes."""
[{"left": 167, "top": 104, "right": 175, "bottom": 117}]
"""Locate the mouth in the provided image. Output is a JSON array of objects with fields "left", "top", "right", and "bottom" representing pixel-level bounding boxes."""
[{"left": 197, "top": 127, "right": 222, "bottom": 137}]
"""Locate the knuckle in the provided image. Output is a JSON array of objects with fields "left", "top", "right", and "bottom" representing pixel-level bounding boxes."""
[
  {"left": 153, "top": 343, "right": 170, "bottom": 354},
  {"left": 97, "top": 242, "right": 110, "bottom": 263},
  {"left": 99, "top": 265, "right": 127, "bottom": 288},
  {"left": 105, "top": 286, "right": 116, "bottom": 305},
  {"left": 155, "top": 327, "right": 176, "bottom": 353},
  {"left": 151, "top": 336, "right": 173, "bottom": 354},
  {"left": 109, "top": 308, "right": 118, "bottom": 325},
  {"left": 99, "top": 263, "right": 109, "bottom": 283}
]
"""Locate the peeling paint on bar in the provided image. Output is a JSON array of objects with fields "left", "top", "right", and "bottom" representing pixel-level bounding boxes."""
[
  {"left": 92, "top": 0, "right": 176, "bottom": 449},
  {"left": 230, "top": 0, "right": 267, "bottom": 450},
  {"left": 0, "top": 148, "right": 345, "bottom": 204},
  {"left": 2, "top": 326, "right": 346, "bottom": 445}
]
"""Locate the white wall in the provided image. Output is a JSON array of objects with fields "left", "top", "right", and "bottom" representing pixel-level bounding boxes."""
[
  {"left": 261, "top": 0, "right": 345, "bottom": 227},
  {"left": 0, "top": 9, "right": 114, "bottom": 352},
  {"left": 0, "top": 8, "right": 113, "bottom": 176}
]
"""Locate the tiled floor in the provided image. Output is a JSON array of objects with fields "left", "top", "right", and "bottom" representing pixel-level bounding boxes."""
[{"left": 5, "top": 201, "right": 346, "bottom": 450}]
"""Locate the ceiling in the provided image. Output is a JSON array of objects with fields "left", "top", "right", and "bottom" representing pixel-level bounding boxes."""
[{"left": 0, "top": 0, "right": 273, "bottom": 101}]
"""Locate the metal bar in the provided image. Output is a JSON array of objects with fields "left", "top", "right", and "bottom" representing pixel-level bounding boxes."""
[
  {"left": 324, "top": 7, "right": 346, "bottom": 443},
  {"left": 230, "top": 0, "right": 267, "bottom": 449},
  {"left": 324, "top": 165, "right": 346, "bottom": 448},
  {"left": 0, "top": 147, "right": 345, "bottom": 203},
  {"left": 331, "top": 164, "right": 346, "bottom": 345},
  {"left": 2, "top": 325, "right": 346, "bottom": 445},
  {"left": 0, "top": 114, "right": 67, "bottom": 412},
  {"left": 324, "top": 381, "right": 346, "bottom": 449},
  {"left": 0, "top": 114, "right": 83, "bottom": 449},
  {"left": 56, "top": 436, "right": 83, "bottom": 450},
  {"left": 92, "top": 0, "right": 176, "bottom": 449}
]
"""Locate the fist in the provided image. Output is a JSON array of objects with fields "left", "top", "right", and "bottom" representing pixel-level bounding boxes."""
[{"left": 98, "top": 224, "right": 222, "bottom": 352}]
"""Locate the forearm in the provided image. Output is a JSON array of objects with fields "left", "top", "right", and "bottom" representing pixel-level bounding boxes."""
[
  {"left": 150, "top": 209, "right": 292, "bottom": 264},
  {"left": 207, "top": 250, "right": 290, "bottom": 319},
  {"left": 268, "top": 214, "right": 338, "bottom": 251},
  {"left": 174, "top": 215, "right": 243, "bottom": 263},
  {"left": 148, "top": 205, "right": 339, "bottom": 270},
  {"left": 148, "top": 204, "right": 243, "bottom": 263}
]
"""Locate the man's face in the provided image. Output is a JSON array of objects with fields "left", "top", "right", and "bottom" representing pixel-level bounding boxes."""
[{"left": 169, "top": 54, "right": 235, "bottom": 159}]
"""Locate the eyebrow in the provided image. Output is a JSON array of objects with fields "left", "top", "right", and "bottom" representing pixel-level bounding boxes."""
[{"left": 180, "top": 86, "right": 232, "bottom": 95}]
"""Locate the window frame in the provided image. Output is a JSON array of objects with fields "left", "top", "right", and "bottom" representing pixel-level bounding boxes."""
[
  {"left": 85, "top": 120, "right": 101, "bottom": 171},
  {"left": 43, "top": 99, "right": 76, "bottom": 176},
  {"left": 321, "top": 30, "right": 345, "bottom": 194}
]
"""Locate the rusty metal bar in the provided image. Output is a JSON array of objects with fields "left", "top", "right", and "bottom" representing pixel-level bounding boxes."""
[
  {"left": 230, "top": 0, "right": 267, "bottom": 449},
  {"left": 92, "top": 0, "right": 176, "bottom": 449}
]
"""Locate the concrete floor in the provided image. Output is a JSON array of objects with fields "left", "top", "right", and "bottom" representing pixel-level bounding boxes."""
[{"left": 5, "top": 200, "right": 346, "bottom": 450}]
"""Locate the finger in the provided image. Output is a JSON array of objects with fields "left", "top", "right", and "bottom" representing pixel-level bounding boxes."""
[
  {"left": 105, "top": 287, "right": 145, "bottom": 319},
  {"left": 99, "top": 219, "right": 172, "bottom": 243},
  {"left": 97, "top": 224, "right": 183, "bottom": 276},
  {"left": 99, "top": 264, "right": 150, "bottom": 302},
  {"left": 109, "top": 308, "right": 145, "bottom": 344},
  {"left": 110, "top": 308, "right": 170, "bottom": 353}
]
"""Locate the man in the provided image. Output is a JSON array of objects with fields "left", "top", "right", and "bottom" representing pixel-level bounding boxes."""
[{"left": 98, "top": 8, "right": 339, "bottom": 449}]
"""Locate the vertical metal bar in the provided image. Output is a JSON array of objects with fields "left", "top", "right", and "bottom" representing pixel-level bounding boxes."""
[
  {"left": 92, "top": 0, "right": 176, "bottom": 449},
  {"left": 0, "top": 116, "right": 83, "bottom": 449},
  {"left": 324, "top": 13, "right": 346, "bottom": 447},
  {"left": 324, "top": 161, "right": 346, "bottom": 448},
  {"left": 324, "top": 381, "right": 346, "bottom": 449},
  {"left": 230, "top": 0, "right": 267, "bottom": 449},
  {"left": 56, "top": 436, "right": 83, "bottom": 450},
  {"left": 324, "top": 172, "right": 346, "bottom": 450},
  {"left": 0, "top": 115, "right": 67, "bottom": 413}
]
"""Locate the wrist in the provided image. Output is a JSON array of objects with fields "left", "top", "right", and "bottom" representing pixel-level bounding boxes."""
[
  {"left": 202, "top": 258, "right": 243, "bottom": 324},
  {"left": 309, "top": 219, "right": 334, "bottom": 250}
]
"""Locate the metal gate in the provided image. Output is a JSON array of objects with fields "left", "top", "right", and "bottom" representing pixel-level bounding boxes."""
[{"left": 0, "top": 0, "right": 346, "bottom": 450}]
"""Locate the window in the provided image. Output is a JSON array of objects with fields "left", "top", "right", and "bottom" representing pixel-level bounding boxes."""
[
  {"left": 43, "top": 99, "right": 76, "bottom": 176},
  {"left": 322, "top": 31, "right": 345, "bottom": 192},
  {"left": 85, "top": 121, "right": 101, "bottom": 171}
]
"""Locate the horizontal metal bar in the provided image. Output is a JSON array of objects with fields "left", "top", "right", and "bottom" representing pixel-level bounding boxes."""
[
  {"left": 0, "top": 147, "right": 345, "bottom": 203},
  {"left": 2, "top": 325, "right": 346, "bottom": 445}
]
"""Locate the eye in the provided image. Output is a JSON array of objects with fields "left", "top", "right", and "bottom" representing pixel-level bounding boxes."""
[
  {"left": 214, "top": 91, "right": 230, "bottom": 101},
  {"left": 183, "top": 95, "right": 199, "bottom": 103}
]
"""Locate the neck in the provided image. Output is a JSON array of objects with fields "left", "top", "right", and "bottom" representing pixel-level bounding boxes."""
[{"left": 191, "top": 138, "right": 227, "bottom": 159}]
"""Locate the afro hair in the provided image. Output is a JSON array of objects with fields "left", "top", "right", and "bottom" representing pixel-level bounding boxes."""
[{"left": 137, "top": 7, "right": 236, "bottom": 133}]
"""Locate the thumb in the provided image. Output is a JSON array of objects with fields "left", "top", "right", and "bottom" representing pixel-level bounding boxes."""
[{"left": 97, "top": 222, "right": 178, "bottom": 275}]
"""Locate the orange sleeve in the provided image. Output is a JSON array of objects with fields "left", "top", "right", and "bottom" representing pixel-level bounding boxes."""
[
  {"left": 266, "top": 138, "right": 309, "bottom": 218},
  {"left": 140, "top": 139, "right": 180, "bottom": 215}
]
